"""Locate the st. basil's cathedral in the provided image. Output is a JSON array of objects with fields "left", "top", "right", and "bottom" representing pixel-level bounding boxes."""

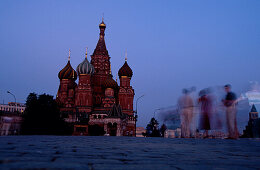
[{"left": 56, "top": 19, "right": 135, "bottom": 136}]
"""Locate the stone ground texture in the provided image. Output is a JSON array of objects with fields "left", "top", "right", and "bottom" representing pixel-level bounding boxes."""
[{"left": 0, "top": 136, "right": 260, "bottom": 170}]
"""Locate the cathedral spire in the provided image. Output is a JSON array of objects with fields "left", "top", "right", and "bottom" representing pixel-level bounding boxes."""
[
  {"left": 92, "top": 18, "right": 108, "bottom": 56},
  {"left": 68, "top": 49, "right": 71, "bottom": 61},
  {"left": 91, "top": 18, "right": 110, "bottom": 75},
  {"left": 99, "top": 16, "right": 106, "bottom": 36},
  {"left": 85, "top": 47, "right": 88, "bottom": 59},
  {"left": 125, "top": 50, "right": 127, "bottom": 62}
]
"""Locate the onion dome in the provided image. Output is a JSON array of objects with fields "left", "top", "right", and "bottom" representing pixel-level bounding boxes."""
[
  {"left": 103, "top": 65, "right": 118, "bottom": 89},
  {"left": 118, "top": 54, "right": 133, "bottom": 78},
  {"left": 58, "top": 50, "right": 77, "bottom": 80},
  {"left": 76, "top": 48, "right": 95, "bottom": 75},
  {"left": 103, "top": 75, "right": 118, "bottom": 89},
  {"left": 99, "top": 17, "right": 106, "bottom": 28}
]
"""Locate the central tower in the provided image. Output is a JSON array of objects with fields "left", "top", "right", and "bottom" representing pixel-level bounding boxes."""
[{"left": 91, "top": 19, "right": 111, "bottom": 107}]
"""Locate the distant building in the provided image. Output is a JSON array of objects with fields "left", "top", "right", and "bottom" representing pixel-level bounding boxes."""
[
  {"left": 0, "top": 102, "right": 25, "bottom": 113},
  {"left": 164, "top": 128, "right": 181, "bottom": 138},
  {"left": 241, "top": 105, "right": 260, "bottom": 138},
  {"left": 136, "top": 127, "right": 145, "bottom": 137},
  {"left": 0, "top": 102, "right": 25, "bottom": 135},
  {"left": 56, "top": 19, "right": 136, "bottom": 136}
]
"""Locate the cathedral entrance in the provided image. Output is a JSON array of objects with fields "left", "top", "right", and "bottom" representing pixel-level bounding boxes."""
[
  {"left": 88, "top": 125, "right": 105, "bottom": 136},
  {"left": 73, "top": 125, "right": 88, "bottom": 136},
  {"left": 107, "top": 123, "right": 117, "bottom": 136}
]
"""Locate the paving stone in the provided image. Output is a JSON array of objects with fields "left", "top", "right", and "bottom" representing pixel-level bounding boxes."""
[{"left": 0, "top": 136, "right": 259, "bottom": 169}]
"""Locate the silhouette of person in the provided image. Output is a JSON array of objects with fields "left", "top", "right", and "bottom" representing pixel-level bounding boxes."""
[
  {"left": 178, "top": 89, "right": 194, "bottom": 138},
  {"left": 222, "top": 84, "right": 239, "bottom": 139},
  {"left": 198, "top": 89, "right": 212, "bottom": 138}
]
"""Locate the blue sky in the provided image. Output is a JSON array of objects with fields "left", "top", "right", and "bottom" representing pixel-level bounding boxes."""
[{"left": 0, "top": 0, "right": 260, "bottom": 127}]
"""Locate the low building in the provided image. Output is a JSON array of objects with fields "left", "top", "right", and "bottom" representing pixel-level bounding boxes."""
[
  {"left": 0, "top": 102, "right": 25, "bottom": 113},
  {"left": 164, "top": 128, "right": 181, "bottom": 138},
  {"left": 0, "top": 102, "right": 25, "bottom": 135},
  {"left": 136, "top": 127, "right": 145, "bottom": 137}
]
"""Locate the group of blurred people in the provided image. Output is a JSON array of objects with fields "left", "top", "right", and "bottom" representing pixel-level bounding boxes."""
[{"left": 178, "top": 84, "right": 239, "bottom": 139}]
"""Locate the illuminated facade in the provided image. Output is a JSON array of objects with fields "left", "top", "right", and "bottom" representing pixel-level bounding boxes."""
[
  {"left": 0, "top": 102, "right": 25, "bottom": 113},
  {"left": 56, "top": 19, "right": 135, "bottom": 136}
]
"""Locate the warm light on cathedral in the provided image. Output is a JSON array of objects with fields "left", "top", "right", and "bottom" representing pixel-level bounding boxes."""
[{"left": 56, "top": 19, "right": 135, "bottom": 136}]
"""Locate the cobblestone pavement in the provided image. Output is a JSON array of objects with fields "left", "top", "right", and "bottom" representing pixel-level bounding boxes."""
[{"left": 0, "top": 136, "right": 260, "bottom": 170}]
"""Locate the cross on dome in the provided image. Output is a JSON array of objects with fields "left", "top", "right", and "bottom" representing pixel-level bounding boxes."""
[
  {"left": 85, "top": 47, "right": 88, "bottom": 58},
  {"left": 125, "top": 50, "right": 127, "bottom": 62},
  {"left": 68, "top": 49, "right": 71, "bottom": 61}
]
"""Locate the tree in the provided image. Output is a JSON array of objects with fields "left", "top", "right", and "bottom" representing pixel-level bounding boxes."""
[
  {"left": 144, "top": 117, "right": 161, "bottom": 137},
  {"left": 21, "top": 93, "right": 72, "bottom": 135}
]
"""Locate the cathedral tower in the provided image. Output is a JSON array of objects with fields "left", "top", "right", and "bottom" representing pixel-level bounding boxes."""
[
  {"left": 102, "top": 66, "right": 118, "bottom": 109},
  {"left": 57, "top": 50, "right": 77, "bottom": 110},
  {"left": 75, "top": 48, "right": 95, "bottom": 113},
  {"left": 91, "top": 19, "right": 111, "bottom": 107},
  {"left": 249, "top": 104, "right": 259, "bottom": 120},
  {"left": 118, "top": 54, "right": 134, "bottom": 115}
]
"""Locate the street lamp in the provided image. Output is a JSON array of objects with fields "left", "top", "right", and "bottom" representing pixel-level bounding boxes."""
[
  {"left": 7, "top": 91, "right": 17, "bottom": 112},
  {"left": 134, "top": 94, "right": 145, "bottom": 137}
]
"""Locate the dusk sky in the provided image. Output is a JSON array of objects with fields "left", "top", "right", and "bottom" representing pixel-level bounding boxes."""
[{"left": 0, "top": 0, "right": 260, "bottom": 127}]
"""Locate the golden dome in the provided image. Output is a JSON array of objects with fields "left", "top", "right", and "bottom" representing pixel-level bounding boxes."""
[
  {"left": 99, "top": 21, "right": 106, "bottom": 27},
  {"left": 99, "top": 17, "right": 106, "bottom": 27}
]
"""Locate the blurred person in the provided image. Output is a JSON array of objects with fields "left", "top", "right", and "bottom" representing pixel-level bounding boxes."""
[
  {"left": 198, "top": 89, "right": 212, "bottom": 138},
  {"left": 210, "top": 86, "right": 226, "bottom": 131},
  {"left": 178, "top": 89, "right": 194, "bottom": 138},
  {"left": 222, "top": 84, "right": 239, "bottom": 139},
  {"left": 207, "top": 87, "right": 223, "bottom": 131}
]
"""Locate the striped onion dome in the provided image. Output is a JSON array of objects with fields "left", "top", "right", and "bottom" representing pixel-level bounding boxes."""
[
  {"left": 118, "top": 61, "right": 133, "bottom": 78},
  {"left": 103, "top": 75, "right": 118, "bottom": 89},
  {"left": 58, "top": 61, "right": 77, "bottom": 80},
  {"left": 76, "top": 58, "right": 95, "bottom": 75},
  {"left": 77, "top": 49, "right": 95, "bottom": 75}
]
